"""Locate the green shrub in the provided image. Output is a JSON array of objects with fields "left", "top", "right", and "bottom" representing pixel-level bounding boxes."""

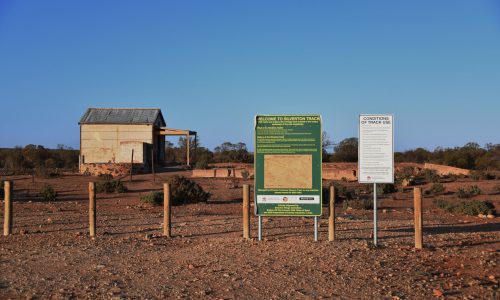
[
  {"left": 426, "top": 183, "right": 446, "bottom": 195},
  {"left": 35, "top": 167, "right": 60, "bottom": 178},
  {"left": 241, "top": 169, "right": 250, "bottom": 180},
  {"left": 140, "top": 191, "right": 163, "bottom": 205},
  {"left": 332, "top": 183, "right": 356, "bottom": 200},
  {"left": 433, "top": 199, "right": 455, "bottom": 211},
  {"left": 381, "top": 183, "right": 397, "bottom": 194},
  {"left": 469, "top": 185, "right": 482, "bottom": 196},
  {"left": 456, "top": 185, "right": 481, "bottom": 199},
  {"left": 142, "top": 176, "right": 211, "bottom": 206},
  {"left": 470, "top": 171, "right": 495, "bottom": 181},
  {"left": 96, "top": 180, "right": 127, "bottom": 194},
  {"left": 98, "top": 173, "right": 113, "bottom": 180},
  {"left": 434, "top": 199, "right": 495, "bottom": 216},
  {"left": 195, "top": 158, "right": 209, "bottom": 170},
  {"left": 343, "top": 198, "right": 373, "bottom": 210},
  {"left": 40, "top": 185, "right": 57, "bottom": 201},
  {"left": 421, "top": 169, "right": 440, "bottom": 183},
  {"left": 168, "top": 176, "right": 210, "bottom": 204},
  {"left": 456, "top": 187, "right": 469, "bottom": 199}
]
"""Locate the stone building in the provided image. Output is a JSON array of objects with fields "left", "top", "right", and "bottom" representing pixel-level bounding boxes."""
[{"left": 79, "top": 108, "right": 196, "bottom": 176}]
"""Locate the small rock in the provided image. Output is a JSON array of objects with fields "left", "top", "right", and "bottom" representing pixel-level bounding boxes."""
[
  {"left": 486, "top": 214, "right": 495, "bottom": 219},
  {"left": 187, "top": 264, "right": 195, "bottom": 269},
  {"left": 432, "top": 289, "right": 443, "bottom": 297}
]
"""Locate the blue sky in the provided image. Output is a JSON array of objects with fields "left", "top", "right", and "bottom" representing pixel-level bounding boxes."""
[{"left": 0, "top": 1, "right": 499, "bottom": 151}]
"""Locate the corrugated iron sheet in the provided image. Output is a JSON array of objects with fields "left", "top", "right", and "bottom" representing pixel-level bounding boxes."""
[{"left": 79, "top": 108, "right": 165, "bottom": 126}]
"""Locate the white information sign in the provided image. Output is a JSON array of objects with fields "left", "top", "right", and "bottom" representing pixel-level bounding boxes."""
[{"left": 358, "top": 114, "right": 394, "bottom": 183}]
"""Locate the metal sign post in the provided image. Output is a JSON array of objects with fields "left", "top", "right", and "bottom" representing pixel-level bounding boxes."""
[
  {"left": 373, "top": 183, "right": 377, "bottom": 246},
  {"left": 359, "top": 114, "right": 394, "bottom": 247},
  {"left": 254, "top": 115, "right": 323, "bottom": 241},
  {"left": 258, "top": 216, "right": 262, "bottom": 241},
  {"left": 314, "top": 216, "right": 318, "bottom": 242}
]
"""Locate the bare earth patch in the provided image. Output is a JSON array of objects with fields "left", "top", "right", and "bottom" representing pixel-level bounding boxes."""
[{"left": 0, "top": 171, "right": 499, "bottom": 299}]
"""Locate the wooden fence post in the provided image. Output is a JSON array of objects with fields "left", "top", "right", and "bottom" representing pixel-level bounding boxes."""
[
  {"left": 328, "top": 184, "right": 335, "bottom": 241},
  {"left": 89, "top": 182, "right": 96, "bottom": 237},
  {"left": 3, "top": 181, "right": 12, "bottom": 236},
  {"left": 163, "top": 183, "right": 171, "bottom": 237},
  {"left": 243, "top": 184, "right": 250, "bottom": 239},
  {"left": 130, "top": 149, "right": 134, "bottom": 183},
  {"left": 151, "top": 148, "right": 155, "bottom": 183},
  {"left": 414, "top": 187, "right": 423, "bottom": 249}
]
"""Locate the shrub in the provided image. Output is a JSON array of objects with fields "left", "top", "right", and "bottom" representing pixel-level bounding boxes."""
[
  {"left": 381, "top": 183, "right": 397, "bottom": 194},
  {"left": 456, "top": 185, "right": 482, "bottom": 199},
  {"left": 426, "top": 183, "right": 446, "bottom": 195},
  {"left": 35, "top": 167, "right": 60, "bottom": 178},
  {"left": 168, "top": 176, "right": 210, "bottom": 204},
  {"left": 470, "top": 171, "right": 495, "bottom": 181},
  {"left": 241, "top": 169, "right": 250, "bottom": 180},
  {"left": 421, "top": 169, "right": 440, "bottom": 183},
  {"left": 456, "top": 187, "right": 469, "bottom": 199},
  {"left": 434, "top": 199, "right": 495, "bottom": 216},
  {"left": 469, "top": 185, "right": 482, "bottom": 196},
  {"left": 40, "top": 185, "right": 57, "bottom": 201},
  {"left": 140, "top": 191, "right": 163, "bottom": 205},
  {"left": 140, "top": 176, "right": 210, "bottom": 206},
  {"left": 96, "top": 180, "right": 127, "bottom": 194},
  {"left": 343, "top": 198, "right": 373, "bottom": 210},
  {"left": 195, "top": 159, "right": 209, "bottom": 170},
  {"left": 98, "top": 173, "right": 113, "bottom": 180},
  {"left": 396, "top": 166, "right": 417, "bottom": 181}
]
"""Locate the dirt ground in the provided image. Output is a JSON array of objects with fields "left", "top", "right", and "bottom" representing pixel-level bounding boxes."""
[{"left": 0, "top": 169, "right": 499, "bottom": 299}]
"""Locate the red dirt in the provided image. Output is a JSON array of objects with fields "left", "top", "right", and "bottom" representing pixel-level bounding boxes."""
[{"left": 0, "top": 169, "right": 499, "bottom": 299}]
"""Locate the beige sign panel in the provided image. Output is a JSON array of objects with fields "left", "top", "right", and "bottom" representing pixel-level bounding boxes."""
[{"left": 264, "top": 155, "right": 313, "bottom": 189}]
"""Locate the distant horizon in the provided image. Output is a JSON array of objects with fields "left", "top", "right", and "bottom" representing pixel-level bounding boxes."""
[
  {"left": 1, "top": 1, "right": 499, "bottom": 151},
  {"left": 0, "top": 138, "right": 496, "bottom": 154}
]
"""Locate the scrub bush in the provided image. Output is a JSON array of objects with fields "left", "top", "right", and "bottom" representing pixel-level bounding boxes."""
[
  {"left": 141, "top": 176, "right": 210, "bottom": 206},
  {"left": 96, "top": 180, "right": 127, "bottom": 193},
  {"left": 426, "top": 183, "right": 446, "bottom": 195},
  {"left": 40, "top": 185, "right": 57, "bottom": 201},
  {"left": 434, "top": 199, "right": 495, "bottom": 216}
]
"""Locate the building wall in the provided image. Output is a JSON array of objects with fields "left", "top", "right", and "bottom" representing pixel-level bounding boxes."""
[{"left": 80, "top": 124, "right": 153, "bottom": 164}]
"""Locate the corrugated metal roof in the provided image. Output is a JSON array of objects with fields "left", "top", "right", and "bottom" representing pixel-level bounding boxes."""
[{"left": 79, "top": 108, "right": 166, "bottom": 126}]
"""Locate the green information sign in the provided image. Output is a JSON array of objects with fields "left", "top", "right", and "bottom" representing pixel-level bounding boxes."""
[{"left": 254, "top": 115, "right": 322, "bottom": 216}]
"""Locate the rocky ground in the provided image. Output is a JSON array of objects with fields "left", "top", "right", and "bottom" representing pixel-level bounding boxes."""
[{"left": 0, "top": 170, "right": 499, "bottom": 299}]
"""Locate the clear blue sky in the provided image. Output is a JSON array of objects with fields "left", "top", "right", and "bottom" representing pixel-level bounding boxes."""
[{"left": 0, "top": 1, "right": 499, "bottom": 151}]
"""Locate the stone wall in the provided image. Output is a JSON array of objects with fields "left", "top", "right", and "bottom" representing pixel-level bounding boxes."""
[
  {"left": 79, "top": 163, "right": 149, "bottom": 177},
  {"left": 424, "top": 163, "right": 470, "bottom": 176}
]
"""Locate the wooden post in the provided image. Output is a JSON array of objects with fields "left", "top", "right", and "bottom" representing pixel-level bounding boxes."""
[
  {"left": 186, "top": 134, "right": 190, "bottom": 167},
  {"left": 414, "top": 187, "right": 423, "bottom": 249},
  {"left": 89, "top": 182, "right": 96, "bottom": 237},
  {"left": 130, "top": 149, "right": 134, "bottom": 182},
  {"left": 3, "top": 181, "right": 12, "bottom": 236},
  {"left": 194, "top": 133, "right": 197, "bottom": 165},
  {"left": 163, "top": 183, "right": 171, "bottom": 237},
  {"left": 243, "top": 184, "right": 250, "bottom": 239},
  {"left": 328, "top": 184, "right": 335, "bottom": 241},
  {"left": 151, "top": 148, "right": 155, "bottom": 183}
]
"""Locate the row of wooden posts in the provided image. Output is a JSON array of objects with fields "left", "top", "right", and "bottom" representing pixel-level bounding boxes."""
[{"left": 2, "top": 181, "right": 423, "bottom": 249}]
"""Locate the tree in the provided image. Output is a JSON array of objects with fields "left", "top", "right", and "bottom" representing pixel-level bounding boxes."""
[
  {"left": 322, "top": 131, "right": 333, "bottom": 161},
  {"left": 331, "top": 137, "right": 358, "bottom": 162}
]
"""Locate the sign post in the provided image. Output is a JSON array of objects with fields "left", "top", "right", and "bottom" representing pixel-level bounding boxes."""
[
  {"left": 359, "top": 114, "right": 394, "bottom": 246},
  {"left": 255, "top": 115, "right": 322, "bottom": 241}
]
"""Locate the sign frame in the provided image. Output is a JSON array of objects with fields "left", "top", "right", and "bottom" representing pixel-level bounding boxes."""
[
  {"left": 254, "top": 114, "right": 323, "bottom": 217},
  {"left": 358, "top": 113, "right": 394, "bottom": 184}
]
